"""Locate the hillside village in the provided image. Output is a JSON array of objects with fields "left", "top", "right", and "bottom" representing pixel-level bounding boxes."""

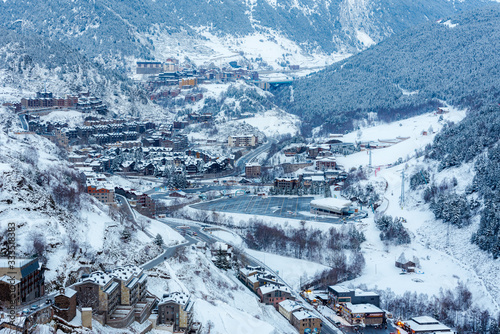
[
  {"left": 1, "top": 3, "right": 500, "bottom": 333},
  {"left": 0, "top": 69, "right": 467, "bottom": 333}
]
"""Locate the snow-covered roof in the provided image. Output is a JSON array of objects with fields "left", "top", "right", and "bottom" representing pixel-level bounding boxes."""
[
  {"left": 239, "top": 266, "right": 265, "bottom": 277},
  {"left": 248, "top": 275, "right": 260, "bottom": 284},
  {"left": 405, "top": 317, "right": 452, "bottom": 332},
  {"left": 278, "top": 300, "right": 303, "bottom": 313},
  {"left": 411, "top": 316, "right": 441, "bottom": 325},
  {"left": 104, "top": 281, "right": 119, "bottom": 294},
  {"left": 82, "top": 271, "right": 113, "bottom": 286},
  {"left": 110, "top": 265, "right": 143, "bottom": 282},
  {"left": 57, "top": 288, "right": 77, "bottom": 299},
  {"left": 159, "top": 292, "right": 190, "bottom": 306},
  {"left": 345, "top": 303, "right": 384, "bottom": 314},
  {"left": 259, "top": 284, "right": 290, "bottom": 295},
  {"left": 397, "top": 252, "right": 408, "bottom": 264},
  {"left": 292, "top": 310, "right": 317, "bottom": 321},
  {"left": 317, "top": 157, "right": 336, "bottom": 162},
  {"left": 310, "top": 198, "right": 352, "bottom": 211},
  {"left": 213, "top": 242, "right": 229, "bottom": 252},
  {"left": 310, "top": 175, "right": 325, "bottom": 182},
  {"left": 354, "top": 289, "right": 379, "bottom": 297},
  {"left": 329, "top": 285, "right": 351, "bottom": 293}
]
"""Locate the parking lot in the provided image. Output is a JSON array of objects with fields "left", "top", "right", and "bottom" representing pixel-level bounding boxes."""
[{"left": 191, "top": 195, "right": 351, "bottom": 223}]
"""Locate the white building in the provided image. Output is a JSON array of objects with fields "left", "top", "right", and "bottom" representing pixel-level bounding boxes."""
[
  {"left": 403, "top": 316, "right": 453, "bottom": 333},
  {"left": 228, "top": 135, "right": 258, "bottom": 147},
  {"left": 310, "top": 198, "right": 352, "bottom": 216}
]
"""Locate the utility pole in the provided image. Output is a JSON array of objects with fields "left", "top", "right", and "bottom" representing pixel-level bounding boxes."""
[
  {"left": 400, "top": 170, "right": 405, "bottom": 208},
  {"left": 368, "top": 149, "right": 372, "bottom": 169}
]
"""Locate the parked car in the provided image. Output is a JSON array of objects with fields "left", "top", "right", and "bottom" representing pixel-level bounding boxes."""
[{"left": 31, "top": 304, "right": 39, "bottom": 310}]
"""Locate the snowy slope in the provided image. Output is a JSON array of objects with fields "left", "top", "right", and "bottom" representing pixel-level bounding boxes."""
[
  {"left": 148, "top": 248, "right": 298, "bottom": 334},
  {"left": 0, "top": 107, "right": 182, "bottom": 288},
  {"left": 335, "top": 108, "right": 499, "bottom": 312}
]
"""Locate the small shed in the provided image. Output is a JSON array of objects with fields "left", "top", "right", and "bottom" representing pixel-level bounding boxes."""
[{"left": 395, "top": 252, "right": 416, "bottom": 271}]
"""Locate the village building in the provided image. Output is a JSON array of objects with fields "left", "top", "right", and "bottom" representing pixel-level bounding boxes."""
[
  {"left": 278, "top": 300, "right": 304, "bottom": 321},
  {"left": 238, "top": 266, "right": 266, "bottom": 292},
  {"left": 136, "top": 193, "right": 157, "bottom": 218},
  {"left": 157, "top": 292, "right": 194, "bottom": 333},
  {"left": 291, "top": 310, "right": 322, "bottom": 334},
  {"left": 395, "top": 252, "right": 417, "bottom": 272},
  {"left": 245, "top": 162, "right": 261, "bottom": 178},
  {"left": 87, "top": 184, "right": 115, "bottom": 205},
  {"left": 315, "top": 157, "right": 336, "bottom": 170},
  {"left": 0, "top": 257, "right": 45, "bottom": 306},
  {"left": 328, "top": 285, "right": 380, "bottom": 307},
  {"left": 310, "top": 198, "right": 353, "bottom": 216},
  {"left": 53, "top": 287, "right": 77, "bottom": 322},
  {"left": 341, "top": 303, "right": 385, "bottom": 326},
  {"left": 228, "top": 135, "right": 258, "bottom": 147},
  {"left": 257, "top": 284, "right": 294, "bottom": 310},
  {"left": 402, "top": 316, "right": 453, "bottom": 333},
  {"left": 273, "top": 177, "right": 300, "bottom": 191},
  {"left": 72, "top": 266, "right": 156, "bottom": 328},
  {"left": 136, "top": 61, "right": 163, "bottom": 75}
]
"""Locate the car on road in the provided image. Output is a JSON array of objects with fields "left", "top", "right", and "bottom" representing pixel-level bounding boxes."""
[{"left": 31, "top": 304, "right": 39, "bottom": 311}]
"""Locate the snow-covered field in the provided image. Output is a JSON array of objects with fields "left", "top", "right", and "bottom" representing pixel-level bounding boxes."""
[
  {"left": 39, "top": 109, "right": 86, "bottom": 128},
  {"left": 246, "top": 249, "right": 330, "bottom": 290},
  {"left": 232, "top": 109, "right": 300, "bottom": 138},
  {"left": 337, "top": 105, "right": 467, "bottom": 169}
]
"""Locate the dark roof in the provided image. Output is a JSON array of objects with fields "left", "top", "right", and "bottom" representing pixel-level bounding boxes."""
[{"left": 20, "top": 258, "right": 39, "bottom": 278}]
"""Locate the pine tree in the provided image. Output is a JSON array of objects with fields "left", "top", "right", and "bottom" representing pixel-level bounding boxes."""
[{"left": 154, "top": 233, "right": 164, "bottom": 247}]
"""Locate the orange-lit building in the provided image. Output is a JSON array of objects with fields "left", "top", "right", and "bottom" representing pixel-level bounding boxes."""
[{"left": 87, "top": 185, "right": 115, "bottom": 205}]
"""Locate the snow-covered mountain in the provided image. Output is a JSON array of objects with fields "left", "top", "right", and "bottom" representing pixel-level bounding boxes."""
[
  {"left": 275, "top": 4, "right": 500, "bottom": 132},
  {"left": 0, "top": 0, "right": 488, "bottom": 66}
]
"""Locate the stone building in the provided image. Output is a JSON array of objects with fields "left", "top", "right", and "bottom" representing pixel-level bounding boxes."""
[
  {"left": 53, "top": 287, "right": 77, "bottom": 322},
  {"left": 72, "top": 265, "right": 156, "bottom": 328},
  {"left": 157, "top": 292, "right": 194, "bottom": 333}
]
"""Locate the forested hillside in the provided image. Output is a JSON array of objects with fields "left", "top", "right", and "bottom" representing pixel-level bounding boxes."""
[
  {"left": 0, "top": 0, "right": 485, "bottom": 62},
  {"left": 275, "top": 4, "right": 500, "bottom": 133},
  {"left": 422, "top": 103, "right": 500, "bottom": 258}
]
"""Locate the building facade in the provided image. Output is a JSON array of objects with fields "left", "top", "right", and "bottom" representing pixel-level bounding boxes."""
[
  {"left": 53, "top": 288, "right": 77, "bottom": 322},
  {"left": 72, "top": 265, "right": 155, "bottom": 328},
  {"left": 0, "top": 257, "right": 45, "bottom": 306},
  {"left": 87, "top": 185, "right": 115, "bottom": 205},
  {"left": 291, "top": 310, "right": 322, "bottom": 334},
  {"left": 245, "top": 163, "right": 261, "bottom": 178},
  {"left": 257, "top": 284, "right": 294, "bottom": 310},
  {"left": 341, "top": 303, "right": 385, "bottom": 326},
  {"left": 228, "top": 135, "right": 258, "bottom": 147},
  {"left": 157, "top": 292, "right": 194, "bottom": 333},
  {"left": 328, "top": 285, "right": 380, "bottom": 307}
]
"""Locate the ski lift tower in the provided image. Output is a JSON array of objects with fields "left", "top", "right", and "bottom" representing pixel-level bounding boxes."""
[{"left": 400, "top": 170, "right": 405, "bottom": 208}]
